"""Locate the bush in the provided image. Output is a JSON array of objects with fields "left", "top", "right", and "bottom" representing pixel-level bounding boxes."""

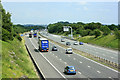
[
  {"left": 100, "top": 26, "right": 111, "bottom": 35},
  {"left": 94, "top": 29, "right": 101, "bottom": 38},
  {"left": 2, "top": 28, "right": 10, "bottom": 41},
  {"left": 16, "top": 35, "right": 22, "bottom": 41},
  {"left": 114, "top": 28, "right": 120, "bottom": 39}
]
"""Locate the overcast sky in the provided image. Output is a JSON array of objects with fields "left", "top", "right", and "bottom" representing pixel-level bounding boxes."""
[{"left": 2, "top": 1, "right": 118, "bottom": 25}]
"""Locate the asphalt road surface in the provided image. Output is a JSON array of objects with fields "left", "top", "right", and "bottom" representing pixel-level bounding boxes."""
[
  {"left": 40, "top": 31, "right": 118, "bottom": 64},
  {"left": 25, "top": 34, "right": 118, "bottom": 79}
]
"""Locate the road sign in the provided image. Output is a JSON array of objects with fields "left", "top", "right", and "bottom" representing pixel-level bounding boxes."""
[{"left": 63, "top": 26, "right": 69, "bottom": 31}]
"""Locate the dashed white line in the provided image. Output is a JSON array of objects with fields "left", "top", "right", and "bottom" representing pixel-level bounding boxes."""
[
  {"left": 97, "top": 71, "right": 101, "bottom": 73},
  {"left": 88, "top": 66, "right": 91, "bottom": 68},
  {"left": 79, "top": 61, "right": 82, "bottom": 63},
  {"left": 64, "top": 62, "right": 67, "bottom": 64},
  {"left": 30, "top": 38, "right": 67, "bottom": 79},
  {"left": 73, "top": 58, "right": 76, "bottom": 60},
  {"left": 59, "top": 59, "right": 62, "bottom": 61},
  {"left": 56, "top": 56, "right": 58, "bottom": 58},
  {"left": 78, "top": 71, "right": 81, "bottom": 74}
]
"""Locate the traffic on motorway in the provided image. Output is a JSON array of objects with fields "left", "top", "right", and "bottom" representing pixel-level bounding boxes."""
[{"left": 24, "top": 30, "right": 119, "bottom": 79}]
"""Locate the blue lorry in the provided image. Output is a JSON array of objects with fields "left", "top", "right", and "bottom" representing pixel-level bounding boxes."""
[{"left": 38, "top": 38, "right": 49, "bottom": 52}]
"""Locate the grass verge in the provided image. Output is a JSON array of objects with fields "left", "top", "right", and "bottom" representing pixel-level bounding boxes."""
[
  {"left": 77, "top": 34, "right": 118, "bottom": 50},
  {"left": 2, "top": 37, "right": 39, "bottom": 78}
]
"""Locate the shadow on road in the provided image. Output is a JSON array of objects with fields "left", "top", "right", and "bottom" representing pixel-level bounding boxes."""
[{"left": 34, "top": 49, "right": 39, "bottom": 52}]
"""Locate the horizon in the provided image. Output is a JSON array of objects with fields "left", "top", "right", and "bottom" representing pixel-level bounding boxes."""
[{"left": 2, "top": 2, "right": 118, "bottom": 25}]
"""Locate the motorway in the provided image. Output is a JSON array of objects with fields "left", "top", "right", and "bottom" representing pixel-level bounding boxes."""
[
  {"left": 25, "top": 34, "right": 118, "bottom": 79},
  {"left": 40, "top": 31, "right": 118, "bottom": 64}
]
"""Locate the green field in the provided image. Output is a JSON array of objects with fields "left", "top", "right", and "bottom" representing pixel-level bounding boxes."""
[
  {"left": 77, "top": 34, "right": 118, "bottom": 50},
  {"left": 2, "top": 37, "right": 38, "bottom": 78}
]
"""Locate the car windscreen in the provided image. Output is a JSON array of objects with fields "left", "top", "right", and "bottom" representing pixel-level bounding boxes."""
[
  {"left": 69, "top": 67, "right": 74, "bottom": 69},
  {"left": 68, "top": 49, "right": 72, "bottom": 51}
]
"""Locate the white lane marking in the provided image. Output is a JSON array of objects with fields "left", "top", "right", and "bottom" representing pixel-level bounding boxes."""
[
  {"left": 78, "top": 71, "right": 81, "bottom": 74},
  {"left": 97, "top": 71, "right": 101, "bottom": 73},
  {"left": 74, "top": 53, "right": 118, "bottom": 73},
  {"left": 108, "top": 77, "right": 112, "bottom": 79},
  {"left": 88, "top": 66, "right": 91, "bottom": 68},
  {"left": 53, "top": 54, "right": 54, "bottom": 55},
  {"left": 64, "top": 62, "right": 67, "bottom": 64},
  {"left": 60, "top": 59, "right": 62, "bottom": 61},
  {"left": 30, "top": 39, "right": 67, "bottom": 79},
  {"left": 25, "top": 43, "right": 46, "bottom": 79},
  {"left": 73, "top": 58, "right": 76, "bottom": 60},
  {"left": 56, "top": 56, "right": 58, "bottom": 58},
  {"left": 40, "top": 34, "right": 119, "bottom": 73},
  {"left": 50, "top": 52, "right": 52, "bottom": 53},
  {"left": 79, "top": 61, "right": 82, "bottom": 63}
]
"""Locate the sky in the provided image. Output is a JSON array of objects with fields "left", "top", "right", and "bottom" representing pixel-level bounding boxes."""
[{"left": 1, "top": 1, "right": 118, "bottom": 25}]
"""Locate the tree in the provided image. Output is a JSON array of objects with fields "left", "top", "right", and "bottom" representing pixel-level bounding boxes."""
[
  {"left": 94, "top": 29, "right": 101, "bottom": 38},
  {"left": 2, "top": 28, "right": 10, "bottom": 41},
  {"left": 2, "top": 8, "right": 14, "bottom": 41},
  {"left": 114, "top": 28, "right": 120, "bottom": 39},
  {"left": 100, "top": 26, "right": 111, "bottom": 35}
]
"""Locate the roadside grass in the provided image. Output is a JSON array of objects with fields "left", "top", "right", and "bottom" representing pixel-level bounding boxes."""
[
  {"left": 77, "top": 34, "right": 118, "bottom": 50},
  {"left": 2, "top": 38, "right": 38, "bottom": 78}
]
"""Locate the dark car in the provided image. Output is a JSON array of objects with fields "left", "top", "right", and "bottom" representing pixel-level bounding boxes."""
[
  {"left": 38, "top": 36, "right": 41, "bottom": 39},
  {"left": 52, "top": 46, "right": 57, "bottom": 51},
  {"left": 79, "top": 42, "right": 83, "bottom": 45},
  {"left": 64, "top": 66, "right": 76, "bottom": 74},
  {"left": 66, "top": 42, "right": 71, "bottom": 46}
]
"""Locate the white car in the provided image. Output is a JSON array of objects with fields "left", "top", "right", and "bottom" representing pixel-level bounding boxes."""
[
  {"left": 61, "top": 38, "right": 65, "bottom": 42},
  {"left": 73, "top": 41, "right": 79, "bottom": 45},
  {"left": 66, "top": 48, "right": 73, "bottom": 54}
]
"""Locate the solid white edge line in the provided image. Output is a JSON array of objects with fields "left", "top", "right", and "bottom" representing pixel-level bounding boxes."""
[
  {"left": 41, "top": 35, "right": 119, "bottom": 73},
  {"left": 39, "top": 33, "right": 119, "bottom": 73},
  {"left": 30, "top": 39, "right": 67, "bottom": 79},
  {"left": 25, "top": 42, "right": 46, "bottom": 79}
]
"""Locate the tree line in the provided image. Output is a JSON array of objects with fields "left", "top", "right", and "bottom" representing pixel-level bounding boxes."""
[{"left": 47, "top": 21, "right": 120, "bottom": 38}]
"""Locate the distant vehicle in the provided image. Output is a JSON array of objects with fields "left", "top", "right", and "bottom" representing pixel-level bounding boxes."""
[
  {"left": 52, "top": 46, "right": 57, "bottom": 51},
  {"left": 38, "top": 38, "right": 49, "bottom": 52},
  {"left": 66, "top": 42, "right": 71, "bottom": 46},
  {"left": 38, "top": 36, "right": 41, "bottom": 39},
  {"left": 61, "top": 38, "right": 65, "bottom": 42},
  {"left": 73, "top": 41, "right": 79, "bottom": 45},
  {"left": 64, "top": 66, "right": 76, "bottom": 74},
  {"left": 34, "top": 33, "right": 37, "bottom": 37},
  {"left": 79, "top": 42, "right": 83, "bottom": 45},
  {"left": 66, "top": 48, "right": 73, "bottom": 54},
  {"left": 29, "top": 33, "right": 32, "bottom": 38}
]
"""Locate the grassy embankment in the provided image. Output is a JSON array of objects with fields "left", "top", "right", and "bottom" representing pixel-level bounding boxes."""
[
  {"left": 2, "top": 37, "right": 38, "bottom": 78},
  {"left": 76, "top": 34, "right": 118, "bottom": 50}
]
